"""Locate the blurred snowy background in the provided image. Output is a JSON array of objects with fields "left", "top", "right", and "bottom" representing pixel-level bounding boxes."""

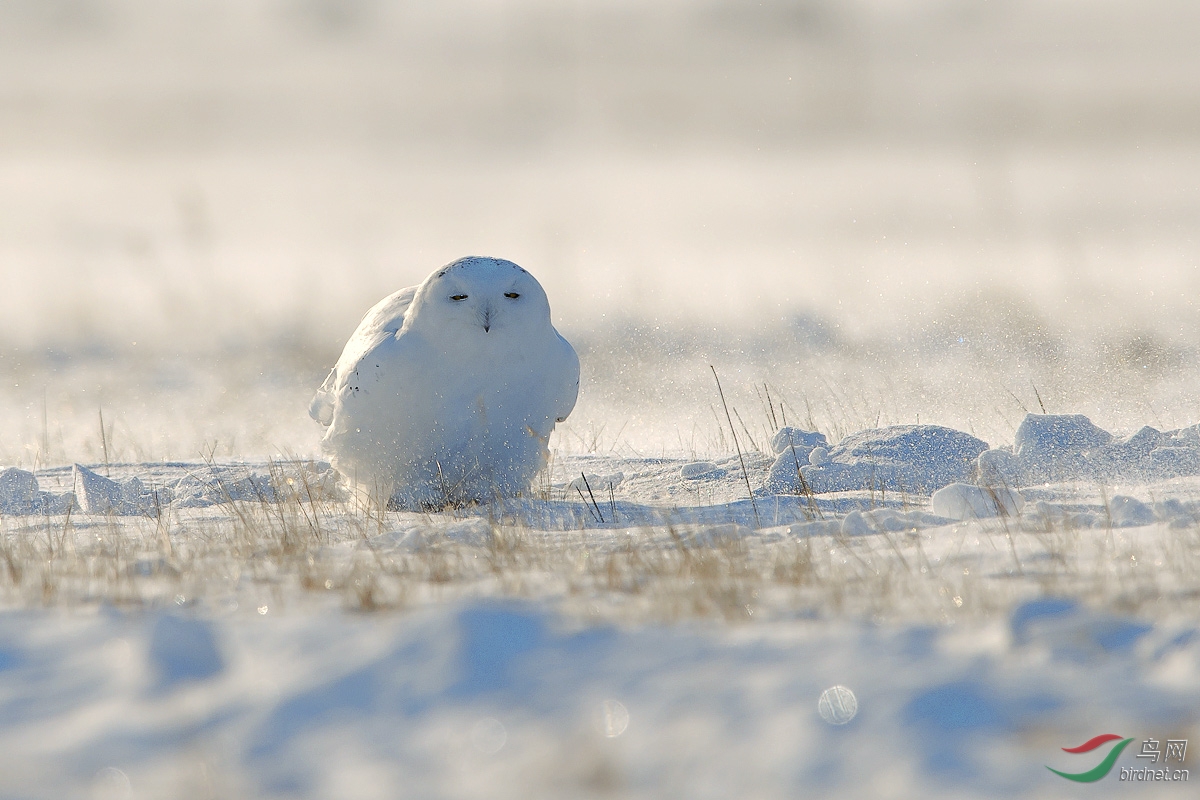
[
  {"left": 2, "top": 0, "right": 1199, "bottom": 462},
  {"left": 4, "top": 6, "right": 1200, "bottom": 798}
]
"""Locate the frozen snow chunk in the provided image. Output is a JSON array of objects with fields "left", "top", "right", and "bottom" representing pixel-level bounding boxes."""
[
  {"left": 799, "top": 425, "right": 988, "bottom": 495},
  {"left": 1153, "top": 499, "right": 1196, "bottom": 528},
  {"left": 70, "top": 465, "right": 164, "bottom": 515},
  {"left": 36, "top": 491, "right": 75, "bottom": 515},
  {"left": 1107, "top": 495, "right": 1155, "bottom": 527},
  {"left": 1145, "top": 446, "right": 1200, "bottom": 479},
  {"left": 1118, "top": 425, "right": 1165, "bottom": 455},
  {"left": 931, "top": 483, "right": 1023, "bottom": 521},
  {"left": 147, "top": 614, "right": 224, "bottom": 691},
  {"left": 769, "top": 427, "right": 827, "bottom": 456},
  {"left": 1164, "top": 422, "right": 1200, "bottom": 445},
  {"left": 1080, "top": 426, "right": 1163, "bottom": 481},
  {"left": 171, "top": 473, "right": 215, "bottom": 507},
  {"left": 1075, "top": 423, "right": 1200, "bottom": 483},
  {"left": 121, "top": 476, "right": 144, "bottom": 502},
  {"left": 118, "top": 477, "right": 171, "bottom": 515},
  {"left": 0, "top": 468, "right": 39, "bottom": 514},
  {"left": 763, "top": 429, "right": 830, "bottom": 492},
  {"left": 73, "top": 464, "right": 123, "bottom": 513},
  {"left": 224, "top": 474, "right": 279, "bottom": 503},
  {"left": 974, "top": 449, "right": 1020, "bottom": 486},
  {"left": 680, "top": 462, "right": 721, "bottom": 480},
  {"left": 151, "top": 483, "right": 173, "bottom": 506},
  {"left": 173, "top": 467, "right": 277, "bottom": 507},
  {"left": 1015, "top": 413, "right": 1113, "bottom": 457},
  {"left": 808, "top": 447, "right": 830, "bottom": 466},
  {"left": 1013, "top": 414, "right": 1112, "bottom": 479},
  {"left": 998, "top": 418, "right": 1200, "bottom": 485}
]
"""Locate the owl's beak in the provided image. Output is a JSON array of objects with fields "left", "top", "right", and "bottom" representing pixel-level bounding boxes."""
[{"left": 481, "top": 302, "right": 493, "bottom": 333}]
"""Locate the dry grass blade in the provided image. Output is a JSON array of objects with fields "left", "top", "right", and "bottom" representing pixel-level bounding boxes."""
[
  {"left": 710, "top": 366, "right": 760, "bottom": 529},
  {"left": 581, "top": 473, "right": 605, "bottom": 524}
]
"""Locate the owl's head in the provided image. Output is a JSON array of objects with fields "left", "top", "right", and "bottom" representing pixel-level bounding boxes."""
[{"left": 407, "top": 256, "right": 554, "bottom": 338}]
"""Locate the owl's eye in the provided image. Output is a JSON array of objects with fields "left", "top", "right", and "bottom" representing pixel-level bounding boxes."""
[
  {"left": 450, "top": 294, "right": 468, "bottom": 301},
  {"left": 504, "top": 292, "right": 521, "bottom": 299}
]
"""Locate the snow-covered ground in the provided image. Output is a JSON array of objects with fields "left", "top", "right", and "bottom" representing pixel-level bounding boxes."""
[
  {"left": 1, "top": 413, "right": 1198, "bottom": 798},
  {"left": 2, "top": 594, "right": 1196, "bottom": 799}
]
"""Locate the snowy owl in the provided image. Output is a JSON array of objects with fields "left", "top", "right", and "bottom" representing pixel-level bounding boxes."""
[{"left": 310, "top": 256, "right": 579, "bottom": 508}]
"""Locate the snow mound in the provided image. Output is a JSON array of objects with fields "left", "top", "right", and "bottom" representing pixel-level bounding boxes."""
[
  {"left": 0, "top": 468, "right": 39, "bottom": 515},
  {"left": 974, "top": 414, "right": 1200, "bottom": 486},
  {"left": 0, "top": 467, "right": 73, "bottom": 514},
  {"left": 770, "top": 425, "right": 988, "bottom": 496},
  {"left": 931, "top": 483, "right": 1024, "bottom": 521}
]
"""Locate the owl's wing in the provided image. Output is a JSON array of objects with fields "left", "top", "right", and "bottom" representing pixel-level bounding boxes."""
[
  {"left": 551, "top": 331, "right": 581, "bottom": 424},
  {"left": 309, "top": 286, "right": 417, "bottom": 427}
]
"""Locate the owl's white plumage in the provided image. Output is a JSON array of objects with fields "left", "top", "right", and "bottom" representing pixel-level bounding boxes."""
[{"left": 310, "top": 256, "right": 579, "bottom": 508}]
